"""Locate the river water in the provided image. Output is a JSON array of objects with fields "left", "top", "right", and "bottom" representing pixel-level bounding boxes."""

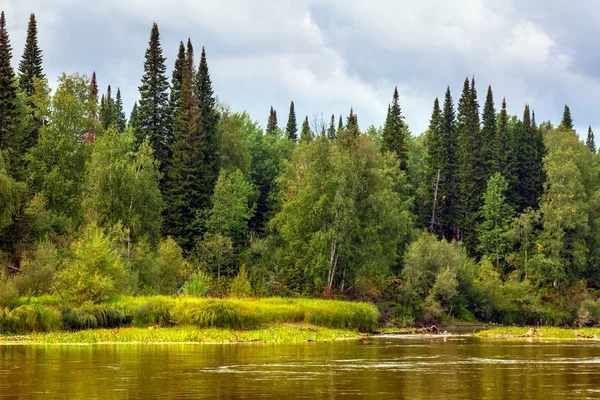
[{"left": 2, "top": 335, "right": 600, "bottom": 399}]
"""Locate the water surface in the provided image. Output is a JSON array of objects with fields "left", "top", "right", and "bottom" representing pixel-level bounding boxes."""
[{"left": 2, "top": 335, "right": 600, "bottom": 399}]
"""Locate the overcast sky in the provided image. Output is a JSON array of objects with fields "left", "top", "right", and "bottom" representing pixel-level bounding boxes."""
[{"left": 2, "top": 0, "right": 599, "bottom": 139}]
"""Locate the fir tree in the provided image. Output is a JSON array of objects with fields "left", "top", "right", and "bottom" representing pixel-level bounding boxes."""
[
  {"left": 196, "top": 46, "right": 220, "bottom": 214},
  {"left": 480, "top": 85, "right": 496, "bottom": 181},
  {"left": 137, "top": 23, "right": 169, "bottom": 166},
  {"left": 0, "top": 12, "right": 18, "bottom": 151},
  {"left": 166, "top": 41, "right": 185, "bottom": 146},
  {"left": 587, "top": 126, "right": 596, "bottom": 153},
  {"left": 300, "top": 116, "right": 313, "bottom": 143},
  {"left": 100, "top": 85, "right": 115, "bottom": 130},
  {"left": 440, "top": 86, "right": 459, "bottom": 241},
  {"left": 337, "top": 115, "right": 343, "bottom": 132},
  {"left": 346, "top": 107, "right": 359, "bottom": 135},
  {"left": 163, "top": 39, "right": 203, "bottom": 250},
  {"left": 285, "top": 101, "right": 297, "bottom": 141},
  {"left": 129, "top": 102, "right": 140, "bottom": 131},
  {"left": 493, "top": 98, "right": 512, "bottom": 177},
  {"left": 18, "top": 13, "right": 44, "bottom": 96},
  {"left": 425, "top": 97, "right": 443, "bottom": 234},
  {"left": 561, "top": 104, "right": 573, "bottom": 130},
  {"left": 381, "top": 86, "right": 408, "bottom": 169},
  {"left": 266, "top": 106, "right": 278, "bottom": 134},
  {"left": 327, "top": 114, "right": 336, "bottom": 140},
  {"left": 115, "top": 88, "right": 127, "bottom": 131}
]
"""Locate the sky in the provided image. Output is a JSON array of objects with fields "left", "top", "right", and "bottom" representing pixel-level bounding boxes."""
[{"left": 2, "top": 0, "right": 599, "bottom": 139}]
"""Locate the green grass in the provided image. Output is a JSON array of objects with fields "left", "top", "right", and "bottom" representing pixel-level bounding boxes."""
[
  {"left": 0, "top": 325, "right": 360, "bottom": 344},
  {"left": 0, "top": 295, "right": 380, "bottom": 335},
  {"left": 477, "top": 326, "right": 600, "bottom": 340}
]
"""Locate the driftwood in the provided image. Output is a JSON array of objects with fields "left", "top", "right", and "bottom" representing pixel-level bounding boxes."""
[
  {"left": 523, "top": 328, "right": 536, "bottom": 337},
  {"left": 415, "top": 325, "right": 439, "bottom": 335}
]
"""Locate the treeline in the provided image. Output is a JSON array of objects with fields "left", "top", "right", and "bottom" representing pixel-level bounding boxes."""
[{"left": 1, "top": 12, "right": 600, "bottom": 327}]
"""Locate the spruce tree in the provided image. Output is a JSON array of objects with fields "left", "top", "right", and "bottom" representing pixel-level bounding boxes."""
[
  {"left": 587, "top": 126, "right": 596, "bottom": 153},
  {"left": 300, "top": 116, "right": 313, "bottom": 143},
  {"left": 0, "top": 12, "right": 18, "bottom": 151},
  {"left": 561, "top": 105, "right": 574, "bottom": 130},
  {"left": 129, "top": 102, "right": 140, "bottom": 131},
  {"left": 18, "top": 13, "right": 44, "bottom": 96},
  {"left": 425, "top": 97, "right": 443, "bottom": 234},
  {"left": 285, "top": 101, "right": 297, "bottom": 141},
  {"left": 164, "top": 39, "right": 203, "bottom": 250},
  {"left": 480, "top": 85, "right": 496, "bottom": 181},
  {"left": 266, "top": 106, "right": 277, "bottom": 134},
  {"left": 100, "top": 85, "right": 115, "bottom": 130},
  {"left": 196, "top": 46, "right": 220, "bottom": 212},
  {"left": 381, "top": 86, "right": 408, "bottom": 169},
  {"left": 493, "top": 98, "right": 512, "bottom": 177},
  {"left": 337, "top": 115, "right": 343, "bottom": 133},
  {"left": 166, "top": 41, "right": 185, "bottom": 146},
  {"left": 137, "top": 23, "right": 169, "bottom": 166},
  {"left": 115, "top": 88, "right": 126, "bottom": 131},
  {"left": 89, "top": 71, "right": 98, "bottom": 100},
  {"left": 346, "top": 107, "right": 359, "bottom": 135},
  {"left": 440, "top": 86, "right": 459, "bottom": 241},
  {"left": 327, "top": 114, "right": 336, "bottom": 140}
]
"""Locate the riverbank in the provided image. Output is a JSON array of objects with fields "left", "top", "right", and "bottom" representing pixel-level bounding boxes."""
[
  {"left": 0, "top": 324, "right": 360, "bottom": 344},
  {"left": 477, "top": 326, "right": 600, "bottom": 340}
]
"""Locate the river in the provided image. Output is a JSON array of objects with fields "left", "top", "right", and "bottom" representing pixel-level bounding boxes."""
[{"left": 2, "top": 335, "right": 600, "bottom": 399}]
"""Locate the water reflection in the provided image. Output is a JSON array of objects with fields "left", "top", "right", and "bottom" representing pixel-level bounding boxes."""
[{"left": 2, "top": 337, "right": 600, "bottom": 399}]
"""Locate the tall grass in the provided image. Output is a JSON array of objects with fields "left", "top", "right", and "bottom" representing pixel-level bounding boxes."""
[{"left": 0, "top": 296, "right": 380, "bottom": 334}]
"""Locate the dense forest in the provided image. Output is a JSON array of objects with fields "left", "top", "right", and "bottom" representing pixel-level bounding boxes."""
[{"left": 1, "top": 12, "right": 600, "bottom": 327}]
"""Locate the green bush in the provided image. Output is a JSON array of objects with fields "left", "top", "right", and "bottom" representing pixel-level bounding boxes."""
[
  {"left": 182, "top": 272, "right": 209, "bottom": 296},
  {"left": 229, "top": 265, "right": 252, "bottom": 298}
]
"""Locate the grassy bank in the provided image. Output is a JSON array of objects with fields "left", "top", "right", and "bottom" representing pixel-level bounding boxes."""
[
  {"left": 477, "top": 326, "right": 600, "bottom": 340},
  {"left": 0, "top": 296, "right": 380, "bottom": 337},
  {"left": 0, "top": 324, "right": 360, "bottom": 344}
]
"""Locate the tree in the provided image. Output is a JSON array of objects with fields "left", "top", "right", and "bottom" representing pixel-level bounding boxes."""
[
  {"left": 346, "top": 107, "right": 359, "bottom": 135},
  {"left": 480, "top": 85, "right": 496, "bottom": 180},
  {"left": 299, "top": 115, "right": 313, "bottom": 144},
  {"left": 137, "top": 23, "right": 169, "bottom": 167},
  {"left": 166, "top": 41, "right": 185, "bottom": 147},
  {"left": 0, "top": 12, "right": 18, "bottom": 151},
  {"left": 338, "top": 115, "right": 343, "bottom": 132},
  {"left": 476, "top": 173, "right": 514, "bottom": 266},
  {"left": 115, "top": 88, "right": 127, "bottom": 131},
  {"left": 129, "top": 102, "right": 140, "bottom": 131},
  {"left": 266, "top": 106, "right": 278, "bottom": 134},
  {"left": 493, "top": 98, "right": 511, "bottom": 177},
  {"left": 425, "top": 97, "right": 443, "bottom": 233},
  {"left": 439, "top": 86, "right": 459, "bottom": 241},
  {"left": 206, "top": 168, "right": 256, "bottom": 247},
  {"left": 163, "top": 39, "right": 203, "bottom": 250},
  {"left": 0, "top": 151, "right": 25, "bottom": 232},
  {"left": 99, "top": 85, "right": 115, "bottom": 129},
  {"left": 561, "top": 105, "right": 574, "bottom": 130},
  {"left": 285, "top": 101, "right": 297, "bottom": 141},
  {"left": 587, "top": 126, "right": 596, "bottom": 153},
  {"left": 18, "top": 13, "right": 44, "bottom": 96},
  {"left": 381, "top": 87, "right": 409, "bottom": 169},
  {"left": 327, "top": 114, "right": 336, "bottom": 140},
  {"left": 83, "top": 128, "right": 163, "bottom": 244}
]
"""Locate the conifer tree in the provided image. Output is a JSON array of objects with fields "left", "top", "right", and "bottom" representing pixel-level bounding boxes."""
[
  {"left": 561, "top": 105, "right": 574, "bottom": 130},
  {"left": 89, "top": 71, "right": 98, "bottom": 101},
  {"left": 196, "top": 46, "right": 220, "bottom": 211},
  {"left": 166, "top": 41, "right": 185, "bottom": 146},
  {"left": 381, "top": 86, "right": 408, "bottom": 169},
  {"left": 285, "top": 101, "right": 297, "bottom": 141},
  {"left": 100, "top": 85, "right": 115, "bottom": 130},
  {"left": 129, "top": 102, "right": 140, "bottom": 131},
  {"left": 338, "top": 115, "right": 343, "bottom": 132},
  {"left": 300, "top": 116, "right": 313, "bottom": 143},
  {"left": 18, "top": 13, "right": 44, "bottom": 96},
  {"left": 425, "top": 97, "right": 443, "bottom": 233},
  {"left": 493, "top": 98, "right": 512, "bottom": 176},
  {"left": 137, "top": 23, "right": 169, "bottom": 166},
  {"left": 587, "top": 126, "right": 596, "bottom": 153},
  {"left": 115, "top": 88, "right": 127, "bottom": 131},
  {"left": 163, "top": 39, "right": 203, "bottom": 250},
  {"left": 440, "top": 86, "right": 459, "bottom": 241},
  {"left": 346, "top": 107, "right": 359, "bottom": 135},
  {"left": 327, "top": 114, "right": 336, "bottom": 140},
  {"left": 0, "top": 12, "right": 17, "bottom": 151},
  {"left": 480, "top": 85, "right": 496, "bottom": 181},
  {"left": 266, "top": 106, "right": 278, "bottom": 134}
]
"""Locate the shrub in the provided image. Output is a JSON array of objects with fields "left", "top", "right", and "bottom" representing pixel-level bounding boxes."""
[
  {"left": 229, "top": 265, "right": 252, "bottom": 298},
  {"left": 156, "top": 237, "right": 187, "bottom": 295},
  {"left": 14, "top": 240, "right": 59, "bottom": 296},
  {"left": 0, "top": 271, "right": 18, "bottom": 307},
  {"left": 182, "top": 272, "right": 209, "bottom": 296}
]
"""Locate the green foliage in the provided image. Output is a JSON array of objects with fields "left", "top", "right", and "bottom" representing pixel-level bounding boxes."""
[
  {"left": 0, "top": 151, "right": 25, "bottom": 231},
  {"left": 561, "top": 104, "right": 574, "bottom": 130},
  {"left": 182, "top": 271, "right": 209, "bottom": 296},
  {"left": 381, "top": 87, "right": 409, "bottom": 170},
  {"left": 155, "top": 237, "right": 187, "bottom": 294},
  {"left": 229, "top": 265, "right": 252, "bottom": 298},
  {"left": 0, "top": 271, "right": 18, "bottom": 307},
  {"left": 14, "top": 240, "right": 59, "bottom": 296},
  {"left": 587, "top": 126, "right": 596, "bottom": 153},
  {"left": 55, "top": 224, "right": 126, "bottom": 304},
  {"left": 0, "top": 12, "right": 18, "bottom": 151},
  {"left": 286, "top": 101, "right": 298, "bottom": 141}
]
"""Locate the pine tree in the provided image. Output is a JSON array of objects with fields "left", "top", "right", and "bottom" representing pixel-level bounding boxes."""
[
  {"left": 327, "top": 114, "right": 336, "bottom": 140},
  {"left": 18, "top": 13, "right": 44, "bottom": 96},
  {"left": 456, "top": 77, "right": 482, "bottom": 253},
  {"left": 0, "top": 12, "right": 18, "bottom": 151},
  {"left": 129, "top": 102, "right": 140, "bottom": 131},
  {"left": 196, "top": 46, "right": 220, "bottom": 214},
  {"left": 381, "top": 86, "right": 408, "bottom": 169},
  {"left": 587, "top": 126, "right": 596, "bottom": 153},
  {"left": 285, "top": 101, "right": 297, "bottom": 141},
  {"left": 480, "top": 85, "right": 496, "bottom": 181},
  {"left": 163, "top": 39, "right": 203, "bottom": 250},
  {"left": 561, "top": 105, "right": 574, "bottom": 130},
  {"left": 115, "top": 88, "right": 126, "bottom": 131},
  {"left": 137, "top": 23, "right": 169, "bottom": 166},
  {"left": 300, "top": 116, "right": 313, "bottom": 143},
  {"left": 166, "top": 41, "right": 185, "bottom": 146},
  {"left": 440, "top": 86, "right": 459, "bottom": 241},
  {"left": 346, "top": 107, "right": 359, "bottom": 135},
  {"left": 266, "top": 106, "right": 278, "bottom": 134}
]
